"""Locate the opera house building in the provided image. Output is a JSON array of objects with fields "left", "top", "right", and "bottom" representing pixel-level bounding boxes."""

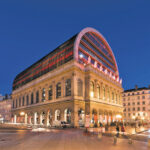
[{"left": 11, "top": 27, "right": 123, "bottom": 127}]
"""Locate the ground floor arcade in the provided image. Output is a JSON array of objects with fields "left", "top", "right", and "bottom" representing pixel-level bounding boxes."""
[{"left": 12, "top": 100, "right": 123, "bottom": 127}]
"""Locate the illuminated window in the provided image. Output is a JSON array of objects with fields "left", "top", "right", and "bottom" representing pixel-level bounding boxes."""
[
  {"left": 65, "top": 79, "right": 71, "bottom": 96},
  {"left": 90, "top": 81, "right": 94, "bottom": 98},
  {"left": 48, "top": 85, "right": 53, "bottom": 100},
  {"left": 56, "top": 83, "right": 61, "bottom": 98},
  {"left": 42, "top": 88, "right": 46, "bottom": 101}
]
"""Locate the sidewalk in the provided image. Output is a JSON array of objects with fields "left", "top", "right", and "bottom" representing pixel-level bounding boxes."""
[{"left": 86, "top": 125, "right": 150, "bottom": 142}]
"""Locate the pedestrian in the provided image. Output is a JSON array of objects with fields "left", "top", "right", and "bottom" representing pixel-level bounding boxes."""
[
  {"left": 121, "top": 125, "right": 125, "bottom": 134},
  {"left": 116, "top": 125, "right": 119, "bottom": 137}
]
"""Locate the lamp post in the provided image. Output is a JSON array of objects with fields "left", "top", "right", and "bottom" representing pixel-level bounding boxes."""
[{"left": 132, "top": 116, "right": 136, "bottom": 133}]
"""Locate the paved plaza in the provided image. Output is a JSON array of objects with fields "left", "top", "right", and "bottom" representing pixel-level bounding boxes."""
[{"left": 0, "top": 127, "right": 149, "bottom": 150}]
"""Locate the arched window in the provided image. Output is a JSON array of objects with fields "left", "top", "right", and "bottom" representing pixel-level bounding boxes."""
[
  {"left": 65, "top": 79, "right": 71, "bottom": 96},
  {"left": 42, "top": 88, "right": 45, "bottom": 101},
  {"left": 48, "top": 85, "right": 53, "bottom": 100},
  {"left": 36, "top": 91, "right": 39, "bottom": 103},
  {"left": 116, "top": 94, "right": 118, "bottom": 103},
  {"left": 103, "top": 87, "right": 105, "bottom": 100},
  {"left": 64, "top": 109, "right": 71, "bottom": 123},
  {"left": 112, "top": 92, "right": 114, "bottom": 103},
  {"left": 97, "top": 84, "right": 100, "bottom": 99},
  {"left": 56, "top": 82, "right": 61, "bottom": 98},
  {"left": 26, "top": 95, "right": 29, "bottom": 105},
  {"left": 78, "top": 79, "right": 83, "bottom": 96},
  {"left": 107, "top": 89, "right": 110, "bottom": 102},
  {"left": 90, "top": 81, "right": 94, "bottom": 98},
  {"left": 22, "top": 96, "right": 24, "bottom": 106},
  {"left": 55, "top": 110, "right": 61, "bottom": 121},
  {"left": 31, "top": 93, "right": 34, "bottom": 104}
]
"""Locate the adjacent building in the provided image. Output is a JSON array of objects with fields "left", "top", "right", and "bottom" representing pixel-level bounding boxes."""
[
  {"left": 0, "top": 95, "right": 12, "bottom": 123},
  {"left": 11, "top": 27, "right": 123, "bottom": 127},
  {"left": 123, "top": 85, "right": 150, "bottom": 123}
]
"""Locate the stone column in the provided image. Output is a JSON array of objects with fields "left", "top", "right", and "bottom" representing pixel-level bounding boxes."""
[
  {"left": 73, "top": 104, "right": 79, "bottom": 127},
  {"left": 34, "top": 112, "right": 37, "bottom": 125},
  {"left": 25, "top": 114, "right": 27, "bottom": 124},
  {"left": 40, "top": 113, "right": 43, "bottom": 125},
  {"left": 61, "top": 77, "right": 65, "bottom": 97},
  {"left": 52, "top": 81, "right": 56, "bottom": 100},
  {"left": 14, "top": 115, "right": 17, "bottom": 123},
  {"left": 44, "top": 112, "right": 49, "bottom": 126}
]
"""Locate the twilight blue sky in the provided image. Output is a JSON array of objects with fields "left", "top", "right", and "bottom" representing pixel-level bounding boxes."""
[{"left": 0, "top": 0, "right": 150, "bottom": 95}]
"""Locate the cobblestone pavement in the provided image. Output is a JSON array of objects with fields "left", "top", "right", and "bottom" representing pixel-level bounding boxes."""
[{"left": 0, "top": 128, "right": 149, "bottom": 150}]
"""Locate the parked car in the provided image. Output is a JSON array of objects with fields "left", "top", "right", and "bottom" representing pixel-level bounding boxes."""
[
  {"left": 53, "top": 121, "right": 71, "bottom": 128},
  {"left": 60, "top": 121, "right": 71, "bottom": 128}
]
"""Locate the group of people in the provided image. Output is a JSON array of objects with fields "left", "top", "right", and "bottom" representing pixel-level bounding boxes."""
[{"left": 116, "top": 125, "right": 125, "bottom": 134}]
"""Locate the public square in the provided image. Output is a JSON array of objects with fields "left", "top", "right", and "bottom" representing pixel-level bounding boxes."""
[{"left": 0, "top": 127, "right": 149, "bottom": 150}]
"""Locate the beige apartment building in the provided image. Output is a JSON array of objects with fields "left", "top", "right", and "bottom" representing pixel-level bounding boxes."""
[
  {"left": 123, "top": 85, "right": 150, "bottom": 123},
  {"left": 11, "top": 27, "right": 123, "bottom": 127},
  {"left": 0, "top": 95, "right": 12, "bottom": 123}
]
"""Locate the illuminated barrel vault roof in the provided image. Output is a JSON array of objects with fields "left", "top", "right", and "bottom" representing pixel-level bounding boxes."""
[
  {"left": 74, "top": 27, "right": 119, "bottom": 75},
  {"left": 13, "top": 27, "right": 121, "bottom": 91}
]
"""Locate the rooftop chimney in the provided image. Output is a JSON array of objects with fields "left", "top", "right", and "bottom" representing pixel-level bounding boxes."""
[{"left": 135, "top": 85, "right": 138, "bottom": 90}]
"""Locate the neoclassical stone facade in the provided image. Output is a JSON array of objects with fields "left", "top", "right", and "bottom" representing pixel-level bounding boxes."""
[{"left": 11, "top": 27, "right": 123, "bottom": 127}]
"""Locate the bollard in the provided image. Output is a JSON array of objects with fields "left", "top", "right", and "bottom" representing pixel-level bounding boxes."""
[
  {"left": 148, "top": 138, "right": 150, "bottom": 147},
  {"left": 97, "top": 132, "right": 102, "bottom": 140},
  {"left": 128, "top": 138, "right": 133, "bottom": 144},
  {"left": 114, "top": 136, "right": 117, "bottom": 144}
]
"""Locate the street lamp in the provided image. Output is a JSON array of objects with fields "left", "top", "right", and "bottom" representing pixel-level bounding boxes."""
[
  {"left": 132, "top": 116, "right": 136, "bottom": 133},
  {"left": 20, "top": 112, "right": 25, "bottom": 116}
]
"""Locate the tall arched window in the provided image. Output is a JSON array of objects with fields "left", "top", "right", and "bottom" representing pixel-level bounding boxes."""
[
  {"left": 48, "top": 85, "right": 53, "bottom": 100},
  {"left": 97, "top": 84, "right": 100, "bottom": 99},
  {"left": 78, "top": 79, "right": 83, "bottom": 96},
  {"left": 42, "top": 88, "right": 45, "bottom": 101},
  {"left": 56, "top": 82, "right": 61, "bottom": 98},
  {"left": 65, "top": 79, "right": 71, "bottom": 96},
  {"left": 103, "top": 87, "right": 105, "bottom": 100},
  {"left": 31, "top": 93, "right": 34, "bottom": 104},
  {"left": 107, "top": 89, "right": 110, "bottom": 102},
  {"left": 36, "top": 91, "right": 39, "bottom": 103},
  {"left": 116, "top": 94, "right": 118, "bottom": 103},
  {"left": 90, "top": 81, "right": 94, "bottom": 98},
  {"left": 112, "top": 92, "right": 114, "bottom": 103},
  {"left": 22, "top": 96, "right": 24, "bottom": 106},
  {"left": 26, "top": 95, "right": 29, "bottom": 105},
  {"left": 55, "top": 110, "right": 61, "bottom": 121}
]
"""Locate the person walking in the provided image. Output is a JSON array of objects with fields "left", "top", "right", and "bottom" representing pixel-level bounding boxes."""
[
  {"left": 121, "top": 125, "right": 125, "bottom": 134},
  {"left": 116, "top": 125, "right": 120, "bottom": 137}
]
